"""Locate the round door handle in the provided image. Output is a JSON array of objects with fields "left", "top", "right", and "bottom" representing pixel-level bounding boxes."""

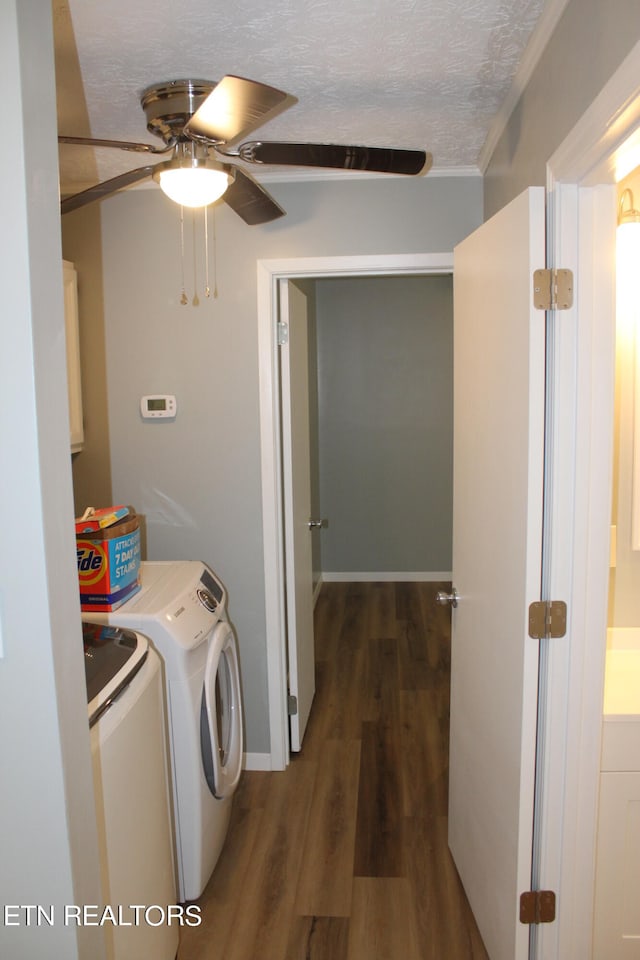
[
  {"left": 308, "top": 518, "right": 328, "bottom": 529},
  {"left": 436, "top": 588, "right": 459, "bottom": 608}
]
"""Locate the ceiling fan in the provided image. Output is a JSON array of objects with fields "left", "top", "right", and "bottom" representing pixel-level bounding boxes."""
[{"left": 59, "top": 75, "right": 432, "bottom": 224}]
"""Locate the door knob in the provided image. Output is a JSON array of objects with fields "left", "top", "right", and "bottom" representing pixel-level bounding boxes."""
[
  {"left": 307, "top": 518, "right": 328, "bottom": 529},
  {"left": 436, "top": 588, "right": 459, "bottom": 608}
]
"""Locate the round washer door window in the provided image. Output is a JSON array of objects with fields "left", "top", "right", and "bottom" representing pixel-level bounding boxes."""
[{"left": 200, "top": 621, "right": 243, "bottom": 799}]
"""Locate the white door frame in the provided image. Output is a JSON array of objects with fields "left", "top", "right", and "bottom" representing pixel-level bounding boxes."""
[
  {"left": 257, "top": 253, "right": 454, "bottom": 770},
  {"left": 538, "top": 40, "right": 640, "bottom": 958}
]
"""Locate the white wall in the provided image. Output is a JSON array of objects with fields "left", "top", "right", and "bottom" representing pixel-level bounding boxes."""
[
  {"left": 610, "top": 167, "right": 640, "bottom": 627},
  {"left": 0, "top": 2, "right": 104, "bottom": 958},
  {"left": 63, "top": 174, "right": 482, "bottom": 755}
]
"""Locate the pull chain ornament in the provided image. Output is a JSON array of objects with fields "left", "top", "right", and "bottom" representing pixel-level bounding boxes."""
[{"left": 179, "top": 203, "right": 219, "bottom": 306}]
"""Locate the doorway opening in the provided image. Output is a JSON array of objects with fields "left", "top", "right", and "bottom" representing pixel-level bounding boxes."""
[
  {"left": 257, "top": 253, "right": 454, "bottom": 770},
  {"left": 281, "top": 273, "right": 454, "bottom": 751},
  {"left": 590, "top": 168, "right": 640, "bottom": 955}
]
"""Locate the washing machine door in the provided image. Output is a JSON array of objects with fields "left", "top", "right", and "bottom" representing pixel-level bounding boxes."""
[{"left": 200, "top": 621, "right": 243, "bottom": 799}]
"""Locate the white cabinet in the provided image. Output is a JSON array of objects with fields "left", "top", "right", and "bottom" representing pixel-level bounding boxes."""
[
  {"left": 593, "top": 769, "right": 640, "bottom": 959},
  {"left": 63, "top": 260, "right": 83, "bottom": 452},
  {"left": 593, "top": 647, "right": 640, "bottom": 959}
]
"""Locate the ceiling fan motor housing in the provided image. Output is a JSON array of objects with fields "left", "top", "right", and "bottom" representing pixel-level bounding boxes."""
[{"left": 140, "top": 79, "right": 216, "bottom": 143}]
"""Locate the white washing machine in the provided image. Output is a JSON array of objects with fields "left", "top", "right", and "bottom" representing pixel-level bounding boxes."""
[
  {"left": 83, "top": 622, "right": 178, "bottom": 960},
  {"left": 87, "top": 560, "right": 244, "bottom": 903}
]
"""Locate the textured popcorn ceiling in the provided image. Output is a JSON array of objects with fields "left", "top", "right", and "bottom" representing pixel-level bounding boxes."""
[{"left": 54, "top": 0, "right": 548, "bottom": 193}]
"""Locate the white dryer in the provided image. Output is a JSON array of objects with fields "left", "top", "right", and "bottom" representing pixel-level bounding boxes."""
[
  {"left": 83, "top": 623, "right": 178, "bottom": 960},
  {"left": 87, "top": 560, "right": 244, "bottom": 903}
]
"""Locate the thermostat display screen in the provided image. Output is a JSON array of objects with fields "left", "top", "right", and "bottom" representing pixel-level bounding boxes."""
[{"left": 140, "top": 395, "right": 177, "bottom": 419}]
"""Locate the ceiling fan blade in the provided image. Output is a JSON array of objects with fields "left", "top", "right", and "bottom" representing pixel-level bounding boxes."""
[
  {"left": 223, "top": 168, "right": 285, "bottom": 225},
  {"left": 59, "top": 135, "right": 173, "bottom": 155},
  {"left": 239, "top": 141, "right": 431, "bottom": 175},
  {"left": 184, "top": 75, "right": 292, "bottom": 144},
  {"left": 60, "top": 165, "right": 156, "bottom": 215}
]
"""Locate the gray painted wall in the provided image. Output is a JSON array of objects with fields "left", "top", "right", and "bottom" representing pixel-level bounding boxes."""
[
  {"left": 315, "top": 275, "right": 453, "bottom": 574},
  {"left": 484, "top": 0, "right": 640, "bottom": 217},
  {"left": 67, "top": 205, "right": 114, "bottom": 514},
  {"left": 63, "top": 175, "right": 481, "bottom": 756}
]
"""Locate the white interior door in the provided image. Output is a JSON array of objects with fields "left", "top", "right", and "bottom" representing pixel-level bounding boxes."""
[
  {"left": 448, "top": 187, "right": 546, "bottom": 960},
  {"left": 280, "top": 279, "right": 315, "bottom": 751}
]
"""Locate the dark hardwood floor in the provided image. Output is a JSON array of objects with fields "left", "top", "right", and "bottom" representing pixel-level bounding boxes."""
[{"left": 178, "top": 581, "right": 489, "bottom": 960}]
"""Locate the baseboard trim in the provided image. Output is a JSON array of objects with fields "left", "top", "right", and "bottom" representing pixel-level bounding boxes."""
[
  {"left": 243, "top": 752, "right": 274, "bottom": 772},
  {"left": 321, "top": 571, "right": 452, "bottom": 582}
]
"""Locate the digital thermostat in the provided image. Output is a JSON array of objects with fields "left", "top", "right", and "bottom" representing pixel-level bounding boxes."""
[{"left": 140, "top": 395, "right": 177, "bottom": 419}]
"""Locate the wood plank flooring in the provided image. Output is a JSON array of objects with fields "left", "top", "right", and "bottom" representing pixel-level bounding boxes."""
[{"left": 177, "top": 581, "right": 489, "bottom": 960}]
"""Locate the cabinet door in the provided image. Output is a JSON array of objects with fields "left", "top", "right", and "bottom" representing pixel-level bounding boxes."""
[
  {"left": 63, "top": 260, "right": 84, "bottom": 452},
  {"left": 593, "top": 771, "right": 640, "bottom": 958}
]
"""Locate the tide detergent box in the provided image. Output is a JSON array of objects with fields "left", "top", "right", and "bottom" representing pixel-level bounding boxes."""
[{"left": 76, "top": 512, "right": 141, "bottom": 612}]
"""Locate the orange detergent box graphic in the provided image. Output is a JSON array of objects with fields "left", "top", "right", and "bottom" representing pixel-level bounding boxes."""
[{"left": 76, "top": 513, "right": 141, "bottom": 611}]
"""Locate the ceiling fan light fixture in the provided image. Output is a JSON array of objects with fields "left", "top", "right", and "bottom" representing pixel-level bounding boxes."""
[{"left": 153, "top": 155, "right": 233, "bottom": 208}]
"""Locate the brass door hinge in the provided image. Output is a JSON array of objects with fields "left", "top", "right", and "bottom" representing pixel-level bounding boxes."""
[
  {"left": 520, "top": 890, "right": 556, "bottom": 925},
  {"left": 528, "top": 600, "right": 567, "bottom": 639},
  {"left": 533, "top": 268, "right": 573, "bottom": 310}
]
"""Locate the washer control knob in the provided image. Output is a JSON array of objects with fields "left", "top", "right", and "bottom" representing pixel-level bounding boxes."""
[{"left": 197, "top": 587, "right": 218, "bottom": 613}]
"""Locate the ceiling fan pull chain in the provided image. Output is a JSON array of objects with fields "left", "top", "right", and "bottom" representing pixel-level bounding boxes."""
[
  {"left": 179, "top": 205, "right": 188, "bottom": 305},
  {"left": 192, "top": 209, "right": 200, "bottom": 306},
  {"left": 204, "top": 205, "right": 210, "bottom": 298},
  {"left": 212, "top": 205, "right": 218, "bottom": 299}
]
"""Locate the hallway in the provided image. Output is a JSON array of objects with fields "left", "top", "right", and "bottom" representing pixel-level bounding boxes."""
[{"left": 178, "top": 581, "right": 489, "bottom": 959}]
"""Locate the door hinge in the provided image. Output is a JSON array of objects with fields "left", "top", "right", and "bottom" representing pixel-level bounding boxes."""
[
  {"left": 533, "top": 268, "right": 573, "bottom": 310},
  {"left": 520, "top": 890, "right": 556, "bottom": 925},
  {"left": 528, "top": 600, "right": 567, "bottom": 639},
  {"left": 277, "top": 321, "right": 289, "bottom": 345},
  {"left": 287, "top": 694, "right": 298, "bottom": 716}
]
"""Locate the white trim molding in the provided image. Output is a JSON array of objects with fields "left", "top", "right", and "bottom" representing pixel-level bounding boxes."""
[
  {"left": 242, "top": 753, "right": 274, "bottom": 772},
  {"left": 256, "top": 165, "right": 482, "bottom": 184}
]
